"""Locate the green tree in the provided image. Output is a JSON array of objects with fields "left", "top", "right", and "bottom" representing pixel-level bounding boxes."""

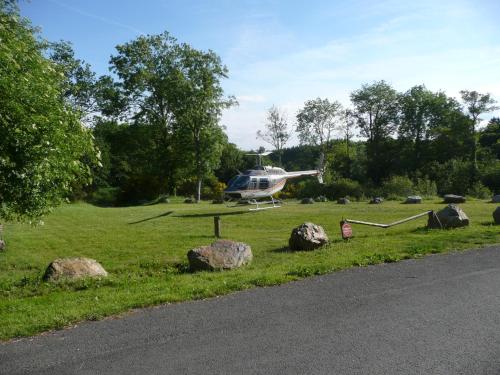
[
  {"left": 460, "top": 90, "right": 498, "bottom": 170},
  {"left": 48, "top": 40, "right": 98, "bottom": 123},
  {"left": 0, "top": 2, "right": 97, "bottom": 221},
  {"left": 479, "top": 117, "right": 500, "bottom": 159},
  {"left": 350, "top": 81, "right": 399, "bottom": 183},
  {"left": 257, "top": 105, "right": 291, "bottom": 166},
  {"left": 296, "top": 98, "right": 343, "bottom": 153},
  {"left": 171, "top": 45, "right": 235, "bottom": 202}
]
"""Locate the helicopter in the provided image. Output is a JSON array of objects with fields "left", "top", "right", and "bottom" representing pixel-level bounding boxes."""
[{"left": 224, "top": 151, "right": 324, "bottom": 210}]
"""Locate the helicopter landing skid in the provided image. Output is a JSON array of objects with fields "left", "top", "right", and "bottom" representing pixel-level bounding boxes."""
[{"left": 248, "top": 197, "right": 281, "bottom": 211}]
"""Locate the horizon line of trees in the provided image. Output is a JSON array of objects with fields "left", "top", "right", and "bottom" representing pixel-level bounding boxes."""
[
  {"left": 1, "top": 0, "right": 499, "bottom": 222},
  {"left": 254, "top": 81, "right": 498, "bottom": 199}
]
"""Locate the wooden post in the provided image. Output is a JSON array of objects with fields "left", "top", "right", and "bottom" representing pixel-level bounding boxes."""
[{"left": 214, "top": 216, "right": 221, "bottom": 238}]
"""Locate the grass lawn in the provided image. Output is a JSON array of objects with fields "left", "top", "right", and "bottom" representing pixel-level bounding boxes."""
[{"left": 0, "top": 198, "right": 499, "bottom": 340}]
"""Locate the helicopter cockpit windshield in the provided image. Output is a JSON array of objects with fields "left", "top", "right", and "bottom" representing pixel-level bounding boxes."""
[{"left": 226, "top": 175, "right": 250, "bottom": 190}]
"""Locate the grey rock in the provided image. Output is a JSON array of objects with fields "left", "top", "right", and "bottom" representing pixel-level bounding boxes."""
[
  {"left": 443, "top": 194, "right": 466, "bottom": 204},
  {"left": 337, "top": 197, "right": 350, "bottom": 204},
  {"left": 188, "top": 240, "right": 252, "bottom": 271},
  {"left": 369, "top": 197, "right": 384, "bottom": 204},
  {"left": 44, "top": 258, "right": 108, "bottom": 281},
  {"left": 184, "top": 197, "right": 195, "bottom": 204},
  {"left": 289, "top": 222, "right": 329, "bottom": 251},
  {"left": 428, "top": 204, "right": 470, "bottom": 229},
  {"left": 405, "top": 195, "right": 422, "bottom": 204},
  {"left": 494, "top": 207, "right": 500, "bottom": 224},
  {"left": 301, "top": 198, "right": 315, "bottom": 204},
  {"left": 492, "top": 195, "right": 500, "bottom": 203}
]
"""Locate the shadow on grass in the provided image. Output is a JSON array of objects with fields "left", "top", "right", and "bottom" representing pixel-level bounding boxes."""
[
  {"left": 128, "top": 211, "right": 174, "bottom": 224},
  {"left": 174, "top": 210, "right": 253, "bottom": 218}
]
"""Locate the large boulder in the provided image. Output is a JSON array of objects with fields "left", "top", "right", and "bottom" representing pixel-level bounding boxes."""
[
  {"left": 405, "top": 195, "right": 422, "bottom": 204},
  {"left": 188, "top": 240, "right": 252, "bottom": 271},
  {"left": 337, "top": 197, "right": 350, "bottom": 204},
  {"left": 443, "top": 194, "right": 466, "bottom": 204},
  {"left": 289, "top": 222, "right": 329, "bottom": 251},
  {"left": 43, "top": 258, "right": 108, "bottom": 281},
  {"left": 369, "top": 197, "right": 384, "bottom": 204},
  {"left": 492, "top": 195, "right": 500, "bottom": 203},
  {"left": 301, "top": 197, "right": 314, "bottom": 204},
  {"left": 493, "top": 207, "right": 500, "bottom": 225},
  {"left": 428, "top": 204, "right": 469, "bottom": 229}
]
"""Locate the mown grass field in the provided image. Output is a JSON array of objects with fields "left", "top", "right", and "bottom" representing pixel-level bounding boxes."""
[{"left": 0, "top": 198, "right": 499, "bottom": 340}]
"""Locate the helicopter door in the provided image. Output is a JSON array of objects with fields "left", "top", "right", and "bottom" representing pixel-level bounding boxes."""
[
  {"left": 249, "top": 178, "right": 258, "bottom": 190},
  {"left": 259, "top": 178, "right": 269, "bottom": 190}
]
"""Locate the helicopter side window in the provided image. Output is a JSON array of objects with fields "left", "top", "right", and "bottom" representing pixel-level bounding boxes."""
[
  {"left": 249, "top": 178, "right": 258, "bottom": 189},
  {"left": 259, "top": 178, "right": 269, "bottom": 189}
]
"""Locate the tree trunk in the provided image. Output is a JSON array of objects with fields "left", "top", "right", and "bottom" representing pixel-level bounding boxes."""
[{"left": 196, "top": 178, "right": 202, "bottom": 203}]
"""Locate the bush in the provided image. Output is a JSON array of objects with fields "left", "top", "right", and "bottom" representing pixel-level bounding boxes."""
[
  {"left": 295, "top": 180, "right": 325, "bottom": 199},
  {"left": 482, "top": 161, "right": 500, "bottom": 194},
  {"left": 467, "top": 181, "right": 492, "bottom": 199},
  {"left": 428, "top": 159, "right": 474, "bottom": 195},
  {"left": 88, "top": 187, "right": 120, "bottom": 206},
  {"left": 381, "top": 176, "right": 414, "bottom": 200},
  {"left": 414, "top": 177, "right": 437, "bottom": 198},
  {"left": 324, "top": 178, "right": 363, "bottom": 201}
]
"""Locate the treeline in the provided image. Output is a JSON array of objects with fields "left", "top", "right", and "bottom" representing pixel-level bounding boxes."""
[
  {"left": 36, "top": 30, "right": 500, "bottom": 204},
  {"left": 2, "top": 0, "right": 498, "bottom": 220},
  {"left": 269, "top": 82, "right": 500, "bottom": 200}
]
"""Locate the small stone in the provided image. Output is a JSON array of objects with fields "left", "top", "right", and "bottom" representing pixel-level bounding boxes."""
[
  {"left": 493, "top": 207, "right": 500, "bottom": 225},
  {"left": 301, "top": 198, "right": 314, "bottom": 204},
  {"left": 369, "top": 197, "right": 384, "bottom": 204},
  {"left": 314, "top": 195, "right": 328, "bottom": 202},
  {"left": 184, "top": 197, "right": 195, "bottom": 203},
  {"left": 443, "top": 194, "right": 466, "bottom": 204},
  {"left": 44, "top": 258, "right": 108, "bottom": 281},
  {"left": 188, "top": 240, "right": 252, "bottom": 271},
  {"left": 337, "top": 197, "right": 350, "bottom": 204},
  {"left": 428, "top": 204, "right": 469, "bottom": 229},
  {"left": 405, "top": 195, "right": 422, "bottom": 204},
  {"left": 289, "top": 222, "right": 329, "bottom": 251}
]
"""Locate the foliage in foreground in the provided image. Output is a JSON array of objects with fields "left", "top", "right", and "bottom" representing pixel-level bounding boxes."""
[
  {"left": 0, "top": 2, "right": 97, "bottom": 221},
  {"left": 0, "top": 200, "right": 498, "bottom": 340}
]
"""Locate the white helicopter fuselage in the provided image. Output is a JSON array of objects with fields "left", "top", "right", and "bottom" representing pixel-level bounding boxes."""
[{"left": 224, "top": 166, "right": 321, "bottom": 200}]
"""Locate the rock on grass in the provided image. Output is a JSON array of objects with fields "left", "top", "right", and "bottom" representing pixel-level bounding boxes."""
[
  {"left": 188, "top": 240, "right": 252, "bottom": 271},
  {"left": 289, "top": 222, "right": 329, "bottom": 251},
  {"left": 43, "top": 258, "right": 108, "bottom": 281}
]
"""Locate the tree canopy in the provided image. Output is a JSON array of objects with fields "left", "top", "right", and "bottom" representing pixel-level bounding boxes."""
[{"left": 0, "top": 2, "right": 97, "bottom": 221}]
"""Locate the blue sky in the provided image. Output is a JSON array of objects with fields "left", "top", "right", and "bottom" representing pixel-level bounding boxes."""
[{"left": 21, "top": 0, "right": 500, "bottom": 149}]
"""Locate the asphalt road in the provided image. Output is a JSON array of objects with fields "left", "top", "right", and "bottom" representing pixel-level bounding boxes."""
[{"left": 2, "top": 245, "right": 500, "bottom": 375}]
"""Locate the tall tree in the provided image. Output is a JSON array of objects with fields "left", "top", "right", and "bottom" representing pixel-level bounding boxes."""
[
  {"left": 0, "top": 2, "right": 97, "bottom": 221},
  {"left": 172, "top": 45, "right": 235, "bottom": 202},
  {"left": 350, "top": 81, "right": 399, "bottom": 183},
  {"left": 460, "top": 90, "right": 499, "bottom": 169},
  {"left": 105, "top": 32, "right": 191, "bottom": 195},
  {"left": 48, "top": 40, "right": 98, "bottom": 124},
  {"left": 296, "top": 98, "right": 343, "bottom": 153},
  {"left": 257, "top": 105, "right": 290, "bottom": 166}
]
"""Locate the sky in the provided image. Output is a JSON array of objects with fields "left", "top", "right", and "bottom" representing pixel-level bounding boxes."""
[{"left": 21, "top": 0, "right": 500, "bottom": 149}]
